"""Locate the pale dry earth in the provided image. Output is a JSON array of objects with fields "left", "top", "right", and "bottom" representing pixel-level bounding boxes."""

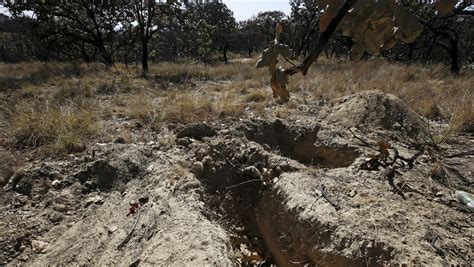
[{"left": 1, "top": 90, "right": 473, "bottom": 266}]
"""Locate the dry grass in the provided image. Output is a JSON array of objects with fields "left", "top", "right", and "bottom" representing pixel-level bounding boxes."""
[
  {"left": 10, "top": 100, "right": 99, "bottom": 154},
  {"left": 294, "top": 60, "right": 473, "bottom": 130},
  {"left": 126, "top": 90, "right": 246, "bottom": 126},
  {"left": 252, "top": 58, "right": 472, "bottom": 130},
  {"left": 0, "top": 59, "right": 472, "bottom": 157}
]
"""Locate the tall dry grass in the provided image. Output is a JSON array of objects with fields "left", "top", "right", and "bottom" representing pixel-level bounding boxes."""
[
  {"left": 0, "top": 59, "right": 472, "bottom": 157},
  {"left": 296, "top": 60, "right": 473, "bottom": 131}
]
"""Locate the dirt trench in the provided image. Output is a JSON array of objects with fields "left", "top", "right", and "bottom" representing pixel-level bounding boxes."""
[
  {"left": 240, "top": 119, "right": 360, "bottom": 168},
  {"left": 3, "top": 117, "right": 472, "bottom": 266},
  {"left": 190, "top": 121, "right": 392, "bottom": 266}
]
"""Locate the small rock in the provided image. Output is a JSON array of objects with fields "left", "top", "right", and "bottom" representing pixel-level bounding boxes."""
[
  {"left": 192, "top": 161, "right": 204, "bottom": 173},
  {"left": 176, "top": 123, "right": 216, "bottom": 140},
  {"left": 0, "top": 175, "right": 7, "bottom": 186},
  {"left": 262, "top": 168, "right": 272, "bottom": 181},
  {"left": 435, "top": 191, "right": 443, "bottom": 197},
  {"left": 31, "top": 240, "right": 49, "bottom": 254},
  {"left": 107, "top": 225, "right": 118, "bottom": 234},
  {"left": 19, "top": 245, "right": 26, "bottom": 251},
  {"left": 242, "top": 166, "right": 262, "bottom": 180},
  {"left": 348, "top": 190, "right": 357, "bottom": 198},
  {"left": 51, "top": 180, "right": 62, "bottom": 187},
  {"left": 53, "top": 203, "right": 68, "bottom": 212},
  {"left": 418, "top": 155, "right": 429, "bottom": 164},
  {"left": 48, "top": 212, "right": 64, "bottom": 223},
  {"left": 19, "top": 254, "right": 29, "bottom": 261},
  {"left": 239, "top": 243, "right": 252, "bottom": 257},
  {"left": 176, "top": 138, "right": 191, "bottom": 147},
  {"left": 85, "top": 195, "right": 104, "bottom": 206},
  {"left": 15, "top": 194, "right": 28, "bottom": 205},
  {"left": 114, "top": 136, "right": 126, "bottom": 144},
  {"left": 202, "top": 156, "right": 213, "bottom": 167}
]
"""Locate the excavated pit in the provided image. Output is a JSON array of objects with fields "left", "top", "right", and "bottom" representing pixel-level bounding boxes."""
[
  {"left": 192, "top": 132, "right": 379, "bottom": 266},
  {"left": 193, "top": 139, "right": 276, "bottom": 265},
  {"left": 241, "top": 119, "right": 360, "bottom": 168}
]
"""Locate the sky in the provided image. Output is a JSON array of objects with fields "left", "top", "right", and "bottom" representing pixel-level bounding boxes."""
[
  {"left": 0, "top": 1, "right": 291, "bottom": 21},
  {"left": 224, "top": 0, "right": 291, "bottom": 21}
]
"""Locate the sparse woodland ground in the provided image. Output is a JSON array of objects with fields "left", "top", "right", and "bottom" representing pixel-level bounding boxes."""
[{"left": 0, "top": 59, "right": 473, "bottom": 265}]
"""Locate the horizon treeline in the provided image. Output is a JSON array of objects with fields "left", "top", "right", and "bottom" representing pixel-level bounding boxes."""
[{"left": 0, "top": 0, "right": 473, "bottom": 73}]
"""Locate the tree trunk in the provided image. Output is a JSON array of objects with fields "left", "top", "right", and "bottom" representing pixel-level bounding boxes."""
[
  {"left": 101, "top": 52, "right": 114, "bottom": 67},
  {"left": 407, "top": 43, "right": 414, "bottom": 61},
  {"left": 223, "top": 44, "right": 228, "bottom": 63},
  {"left": 142, "top": 39, "right": 149, "bottom": 74},
  {"left": 449, "top": 38, "right": 459, "bottom": 74}
]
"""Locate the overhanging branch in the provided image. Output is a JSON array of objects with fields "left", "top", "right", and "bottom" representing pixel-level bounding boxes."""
[{"left": 285, "top": 0, "right": 357, "bottom": 76}]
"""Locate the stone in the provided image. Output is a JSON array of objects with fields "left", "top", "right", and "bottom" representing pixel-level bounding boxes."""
[
  {"left": 107, "top": 225, "right": 118, "bottom": 234},
  {"left": 19, "top": 254, "right": 29, "bottom": 261},
  {"left": 242, "top": 166, "right": 262, "bottom": 180},
  {"left": 114, "top": 136, "right": 126, "bottom": 144},
  {"left": 51, "top": 180, "right": 62, "bottom": 187},
  {"left": 348, "top": 190, "right": 357, "bottom": 198},
  {"left": 176, "top": 138, "right": 191, "bottom": 147},
  {"left": 54, "top": 203, "right": 68, "bottom": 212},
  {"left": 202, "top": 156, "right": 213, "bottom": 168},
  {"left": 176, "top": 123, "right": 216, "bottom": 140},
  {"left": 49, "top": 212, "right": 64, "bottom": 223},
  {"left": 85, "top": 195, "right": 104, "bottom": 206},
  {"left": 192, "top": 161, "right": 204, "bottom": 173},
  {"left": 31, "top": 240, "right": 49, "bottom": 254},
  {"left": 417, "top": 155, "right": 430, "bottom": 164}
]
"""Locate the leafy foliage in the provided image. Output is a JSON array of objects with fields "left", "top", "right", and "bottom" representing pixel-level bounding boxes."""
[
  {"left": 258, "top": 0, "right": 461, "bottom": 101},
  {"left": 256, "top": 24, "right": 292, "bottom": 102}
]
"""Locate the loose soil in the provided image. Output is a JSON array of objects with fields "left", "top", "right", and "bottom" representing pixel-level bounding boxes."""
[{"left": 1, "top": 90, "right": 473, "bottom": 266}]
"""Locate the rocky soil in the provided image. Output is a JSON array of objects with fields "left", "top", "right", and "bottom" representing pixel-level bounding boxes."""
[{"left": 1, "top": 90, "right": 473, "bottom": 266}]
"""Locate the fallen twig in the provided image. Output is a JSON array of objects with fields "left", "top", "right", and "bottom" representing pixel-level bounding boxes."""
[
  {"left": 385, "top": 167, "right": 405, "bottom": 199},
  {"left": 450, "top": 248, "right": 470, "bottom": 265},
  {"left": 348, "top": 128, "right": 377, "bottom": 151},
  {"left": 226, "top": 157, "right": 236, "bottom": 167},
  {"left": 320, "top": 185, "right": 340, "bottom": 211},
  {"left": 226, "top": 179, "right": 262, "bottom": 190},
  {"left": 117, "top": 208, "right": 141, "bottom": 249},
  {"left": 431, "top": 236, "right": 445, "bottom": 257},
  {"left": 445, "top": 150, "right": 474, "bottom": 158}
]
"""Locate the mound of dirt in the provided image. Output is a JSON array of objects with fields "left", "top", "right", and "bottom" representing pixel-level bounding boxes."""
[{"left": 323, "top": 90, "right": 426, "bottom": 137}]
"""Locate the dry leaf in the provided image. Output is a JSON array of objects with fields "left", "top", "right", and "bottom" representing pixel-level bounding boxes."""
[{"left": 436, "top": 0, "right": 457, "bottom": 16}]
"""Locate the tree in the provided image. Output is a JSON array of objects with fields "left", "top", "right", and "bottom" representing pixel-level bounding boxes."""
[
  {"left": 288, "top": 0, "right": 321, "bottom": 58},
  {"left": 414, "top": 1, "right": 474, "bottom": 73},
  {"left": 128, "top": 0, "right": 179, "bottom": 74},
  {"left": 251, "top": 11, "right": 288, "bottom": 44},
  {"left": 6, "top": 0, "right": 128, "bottom": 66},
  {"left": 235, "top": 20, "right": 265, "bottom": 58},
  {"left": 182, "top": 2, "right": 236, "bottom": 63}
]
